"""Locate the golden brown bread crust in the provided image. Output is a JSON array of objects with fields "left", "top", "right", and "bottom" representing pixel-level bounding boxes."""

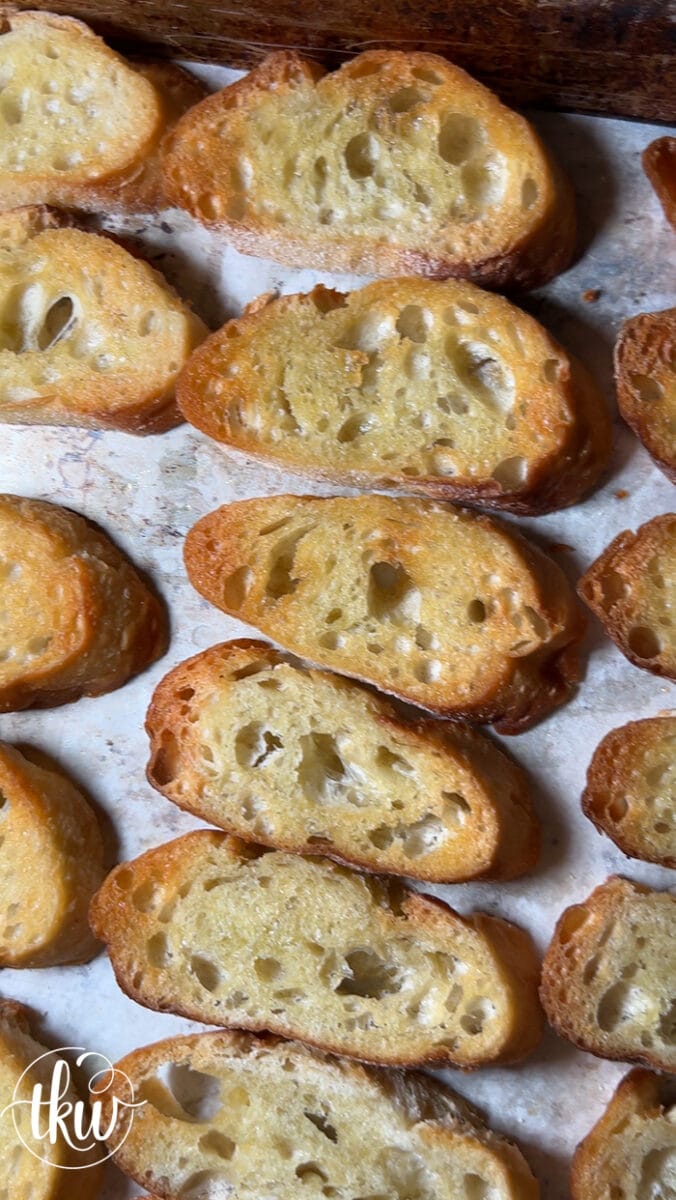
[
  {"left": 541, "top": 876, "right": 676, "bottom": 1072},
  {"left": 177, "top": 279, "right": 610, "bottom": 515},
  {"left": 145, "top": 638, "right": 540, "bottom": 882},
  {"left": 571, "top": 1069, "right": 676, "bottom": 1200},
  {"left": 582, "top": 716, "right": 676, "bottom": 868},
  {"left": 90, "top": 830, "right": 544, "bottom": 1069},
  {"left": 102, "top": 1030, "right": 540, "bottom": 1199},
  {"left": 615, "top": 307, "right": 676, "bottom": 482},
  {"left": 184, "top": 494, "right": 585, "bottom": 734},
  {"left": 0, "top": 742, "right": 104, "bottom": 966},
  {"left": 578, "top": 514, "right": 676, "bottom": 680},
  {"left": 643, "top": 136, "right": 676, "bottom": 232},
  {"left": 0, "top": 495, "right": 167, "bottom": 711},
  {"left": 162, "top": 50, "right": 575, "bottom": 290}
]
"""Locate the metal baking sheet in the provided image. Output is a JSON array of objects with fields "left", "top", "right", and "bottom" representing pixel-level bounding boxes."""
[{"left": 1, "top": 63, "right": 675, "bottom": 1198}]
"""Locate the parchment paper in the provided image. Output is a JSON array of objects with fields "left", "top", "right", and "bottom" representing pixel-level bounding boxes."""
[{"left": 1, "top": 63, "right": 675, "bottom": 1198}]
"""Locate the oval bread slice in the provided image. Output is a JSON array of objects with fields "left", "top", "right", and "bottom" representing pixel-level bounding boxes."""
[
  {"left": 572, "top": 1068, "right": 676, "bottom": 1200},
  {"left": 578, "top": 514, "right": 676, "bottom": 679},
  {"left": 0, "top": 207, "right": 206, "bottom": 432},
  {"left": 0, "top": 742, "right": 104, "bottom": 966},
  {"left": 90, "top": 830, "right": 543, "bottom": 1068},
  {"left": 146, "top": 639, "right": 540, "bottom": 883},
  {"left": 583, "top": 716, "right": 676, "bottom": 868},
  {"left": 643, "top": 136, "right": 676, "bottom": 232},
  {"left": 0, "top": 494, "right": 167, "bottom": 711},
  {"left": 162, "top": 49, "right": 575, "bottom": 289},
  {"left": 541, "top": 876, "right": 676, "bottom": 1072},
  {"left": 177, "top": 279, "right": 610, "bottom": 514},
  {"left": 184, "top": 493, "right": 585, "bottom": 734},
  {"left": 101, "top": 1030, "right": 539, "bottom": 1199},
  {"left": 0, "top": 999, "right": 102, "bottom": 1198},
  {"left": 616, "top": 307, "right": 676, "bottom": 483},
  {"left": 0, "top": 11, "right": 163, "bottom": 209}
]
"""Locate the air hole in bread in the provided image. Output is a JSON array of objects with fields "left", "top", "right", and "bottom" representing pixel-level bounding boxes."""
[
  {"left": 638, "top": 1147, "right": 676, "bottom": 1197},
  {"left": 492, "top": 456, "right": 527, "bottom": 489},
  {"left": 145, "top": 1062, "right": 222, "bottom": 1123},
  {"left": 558, "top": 904, "right": 591, "bottom": 944},
  {"left": 628, "top": 625, "right": 662, "bottom": 660},
  {"left": 438, "top": 114, "right": 483, "bottom": 165},
  {"left": 414, "top": 658, "right": 441, "bottom": 683},
  {"left": 658, "top": 998, "right": 676, "bottom": 1043},
  {"left": 629, "top": 372, "right": 664, "bottom": 402},
  {"left": 296, "top": 1161, "right": 329, "bottom": 1184},
  {"left": 542, "top": 357, "right": 561, "bottom": 383},
  {"left": 389, "top": 86, "right": 428, "bottom": 113},
  {"left": 467, "top": 599, "right": 486, "bottom": 623},
  {"left": 337, "top": 412, "right": 373, "bottom": 443},
  {"left": 460, "top": 998, "right": 493, "bottom": 1035},
  {"left": 151, "top": 732, "right": 180, "bottom": 787},
  {"left": 463, "top": 1174, "right": 492, "bottom": 1199},
  {"left": 415, "top": 624, "right": 438, "bottom": 651},
  {"left": 599, "top": 569, "right": 629, "bottom": 609},
  {"left": 345, "top": 59, "right": 383, "bottom": 78},
  {"left": 375, "top": 746, "right": 414, "bottom": 776},
  {"left": 147, "top": 932, "right": 170, "bottom": 968},
  {"left": 190, "top": 954, "right": 222, "bottom": 992},
  {"left": 378, "top": 1146, "right": 432, "bottom": 1198},
  {"left": 197, "top": 192, "right": 225, "bottom": 220},
  {"left": 402, "top": 813, "right": 445, "bottom": 857},
  {"left": 198, "top": 1129, "right": 237, "bottom": 1160},
  {"left": 367, "top": 561, "right": 421, "bottom": 625},
  {"left": 37, "top": 296, "right": 76, "bottom": 350},
  {"left": 345, "top": 132, "right": 380, "bottom": 180},
  {"left": 235, "top": 722, "right": 284, "bottom": 768},
  {"left": 597, "top": 981, "right": 651, "bottom": 1032},
  {"left": 335, "top": 948, "right": 402, "bottom": 998},
  {"left": 298, "top": 733, "right": 348, "bottom": 803},
  {"left": 222, "top": 566, "right": 252, "bottom": 610},
  {"left": 255, "top": 956, "right": 282, "bottom": 982},
  {"left": 443, "top": 792, "right": 470, "bottom": 824},
  {"left": 607, "top": 794, "right": 629, "bottom": 822},
  {"left": 396, "top": 305, "right": 432, "bottom": 343},
  {"left": 521, "top": 177, "right": 538, "bottom": 210},
  {"left": 411, "top": 66, "right": 443, "bottom": 84},
  {"left": 452, "top": 340, "right": 514, "bottom": 413},
  {"left": 133, "top": 880, "right": 160, "bottom": 913},
  {"left": 304, "top": 1110, "right": 338, "bottom": 1143},
  {"left": 265, "top": 527, "right": 314, "bottom": 600}
]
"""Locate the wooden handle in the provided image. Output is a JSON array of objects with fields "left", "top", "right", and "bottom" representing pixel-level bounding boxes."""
[{"left": 10, "top": 0, "right": 675, "bottom": 121}]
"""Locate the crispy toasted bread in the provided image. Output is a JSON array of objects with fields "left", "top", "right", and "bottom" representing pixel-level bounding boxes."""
[
  {"left": 583, "top": 716, "right": 676, "bottom": 868},
  {"left": 0, "top": 206, "right": 205, "bottom": 432},
  {"left": 541, "top": 876, "right": 676, "bottom": 1072},
  {"left": 572, "top": 1068, "right": 676, "bottom": 1200},
  {"left": 90, "top": 830, "right": 543, "bottom": 1068},
  {"left": 0, "top": 10, "right": 163, "bottom": 210},
  {"left": 643, "top": 136, "right": 676, "bottom": 232},
  {"left": 0, "top": 999, "right": 102, "bottom": 1197},
  {"left": 101, "top": 1030, "right": 539, "bottom": 1199},
  {"left": 0, "top": 742, "right": 103, "bottom": 965},
  {"left": 0, "top": 494, "right": 167, "bottom": 711},
  {"left": 615, "top": 307, "right": 676, "bottom": 482},
  {"left": 578, "top": 514, "right": 676, "bottom": 679},
  {"left": 146, "top": 639, "right": 539, "bottom": 882},
  {"left": 177, "top": 278, "right": 610, "bottom": 514},
  {"left": 162, "top": 49, "right": 575, "bottom": 289},
  {"left": 184, "top": 494, "right": 584, "bottom": 734}
]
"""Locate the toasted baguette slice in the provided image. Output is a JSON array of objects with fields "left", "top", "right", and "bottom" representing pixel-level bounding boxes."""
[
  {"left": 79, "top": 62, "right": 207, "bottom": 214},
  {"left": 178, "top": 279, "right": 610, "bottom": 515},
  {"left": 0, "top": 10, "right": 163, "bottom": 210},
  {"left": 102, "top": 1030, "right": 539, "bottom": 1200},
  {"left": 643, "top": 136, "right": 676, "bottom": 231},
  {"left": 583, "top": 716, "right": 676, "bottom": 868},
  {"left": 0, "top": 206, "right": 206, "bottom": 432},
  {"left": 572, "top": 1068, "right": 676, "bottom": 1200},
  {"left": 541, "top": 876, "right": 676, "bottom": 1071},
  {"left": 184, "top": 494, "right": 584, "bottom": 734},
  {"left": 0, "top": 742, "right": 104, "bottom": 965},
  {"left": 146, "top": 640, "right": 539, "bottom": 882},
  {"left": 0, "top": 494, "right": 167, "bottom": 711},
  {"left": 0, "top": 999, "right": 102, "bottom": 1197},
  {"left": 91, "top": 831, "right": 543, "bottom": 1067},
  {"left": 578, "top": 514, "right": 676, "bottom": 679},
  {"left": 162, "top": 49, "right": 575, "bottom": 289},
  {"left": 616, "top": 307, "right": 676, "bottom": 482}
]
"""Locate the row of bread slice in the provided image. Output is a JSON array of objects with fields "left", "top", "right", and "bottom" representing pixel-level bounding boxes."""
[
  {"left": 0, "top": 210, "right": 613, "bottom": 511},
  {"left": 0, "top": 14, "right": 575, "bottom": 289},
  {"left": 5, "top": 995, "right": 675, "bottom": 1200}
]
